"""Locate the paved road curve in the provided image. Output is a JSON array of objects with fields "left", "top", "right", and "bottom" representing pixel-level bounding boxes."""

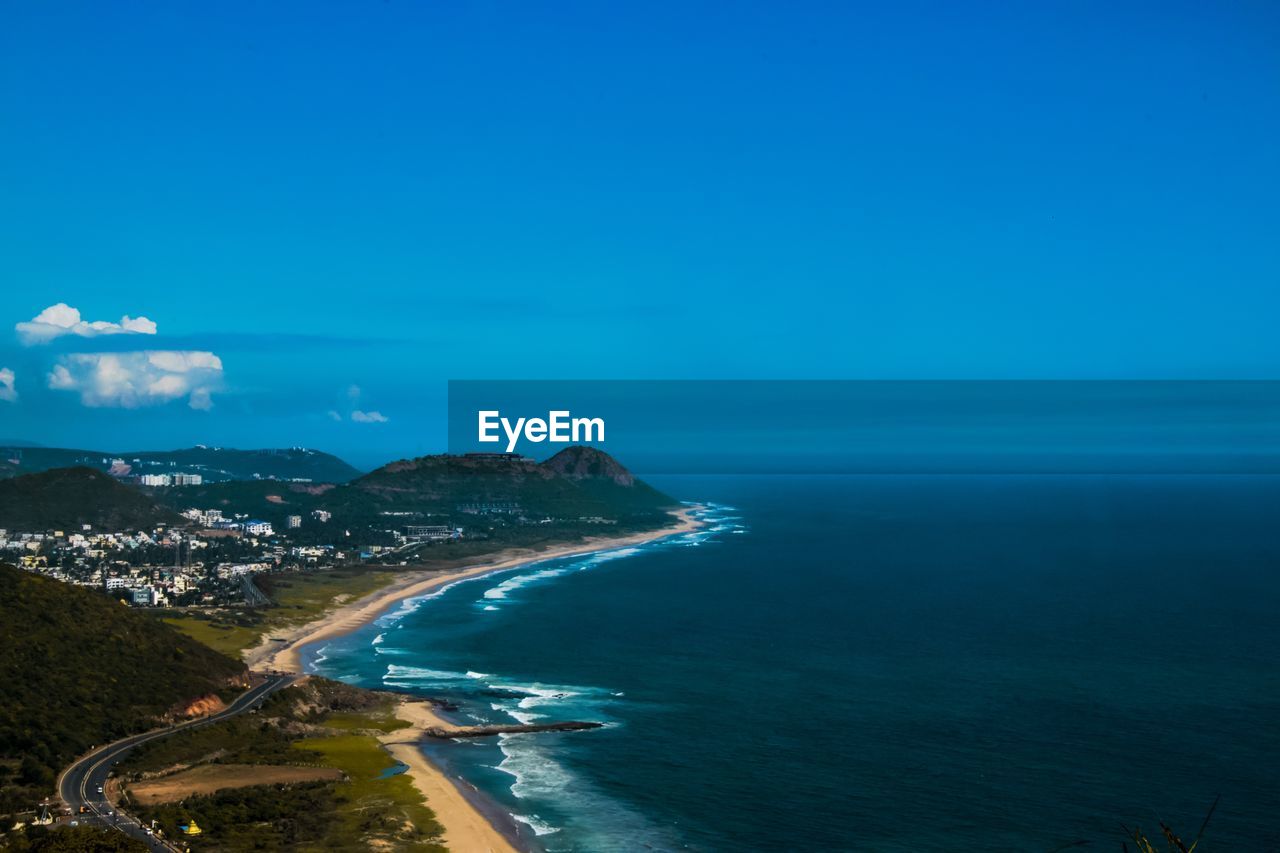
[{"left": 57, "top": 673, "right": 296, "bottom": 851}]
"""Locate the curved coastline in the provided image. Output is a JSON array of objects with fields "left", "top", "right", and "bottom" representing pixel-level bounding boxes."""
[{"left": 243, "top": 506, "right": 703, "bottom": 852}]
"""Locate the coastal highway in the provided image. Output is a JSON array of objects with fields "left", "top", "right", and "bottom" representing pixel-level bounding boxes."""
[{"left": 57, "top": 673, "right": 295, "bottom": 851}]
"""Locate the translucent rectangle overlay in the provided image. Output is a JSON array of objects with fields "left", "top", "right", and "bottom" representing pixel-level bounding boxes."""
[{"left": 447, "top": 380, "right": 1280, "bottom": 474}]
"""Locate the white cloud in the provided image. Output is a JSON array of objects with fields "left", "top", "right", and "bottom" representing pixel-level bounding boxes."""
[
  {"left": 188, "top": 388, "right": 214, "bottom": 411},
  {"left": 47, "top": 351, "right": 223, "bottom": 409},
  {"left": 0, "top": 368, "right": 15, "bottom": 402},
  {"left": 331, "top": 385, "right": 387, "bottom": 422},
  {"left": 16, "top": 302, "right": 159, "bottom": 345}
]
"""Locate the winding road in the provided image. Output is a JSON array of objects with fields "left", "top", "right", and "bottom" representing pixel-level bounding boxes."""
[{"left": 57, "top": 673, "right": 295, "bottom": 851}]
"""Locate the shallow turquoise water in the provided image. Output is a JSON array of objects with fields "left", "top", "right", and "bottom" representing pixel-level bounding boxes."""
[{"left": 308, "top": 475, "right": 1280, "bottom": 851}]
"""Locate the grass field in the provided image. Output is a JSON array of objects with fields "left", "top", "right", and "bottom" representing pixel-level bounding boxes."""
[
  {"left": 161, "top": 615, "right": 262, "bottom": 657},
  {"left": 294, "top": 732, "right": 443, "bottom": 847},
  {"left": 125, "top": 684, "right": 445, "bottom": 851},
  {"left": 128, "top": 763, "right": 344, "bottom": 805},
  {"left": 263, "top": 566, "right": 397, "bottom": 625},
  {"left": 322, "top": 710, "right": 411, "bottom": 734},
  {"left": 163, "top": 565, "right": 398, "bottom": 657}
]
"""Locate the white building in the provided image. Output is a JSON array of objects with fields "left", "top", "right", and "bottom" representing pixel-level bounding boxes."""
[
  {"left": 145, "top": 472, "right": 203, "bottom": 486},
  {"left": 182, "top": 508, "right": 224, "bottom": 526},
  {"left": 216, "top": 562, "right": 270, "bottom": 578},
  {"left": 404, "top": 525, "right": 459, "bottom": 542},
  {"left": 131, "top": 586, "right": 161, "bottom": 606},
  {"left": 286, "top": 515, "right": 302, "bottom": 529}
]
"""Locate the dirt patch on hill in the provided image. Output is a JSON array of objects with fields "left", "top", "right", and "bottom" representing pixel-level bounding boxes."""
[
  {"left": 127, "top": 764, "right": 343, "bottom": 804},
  {"left": 290, "top": 483, "right": 335, "bottom": 495},
  {"left": 168, "top": 693, "right": 227, "bottom": 720}
]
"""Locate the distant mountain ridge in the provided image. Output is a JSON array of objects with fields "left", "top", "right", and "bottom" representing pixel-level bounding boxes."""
[
  {"left": 142, "top": 446, "right": 675, "bottom": 530},
  {"left": 0, "top": 445, "right": 362, "bottom": 484},
  {"left": 0, "top": 467, "right": 187, "bottom": 532},
  {"left": 0, "top": 447, "right": 674, "bottom": 536}
]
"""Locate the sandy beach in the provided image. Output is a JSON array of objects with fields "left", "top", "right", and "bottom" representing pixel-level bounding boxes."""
[
  {"left": 244, "top": 507, "right": 702, "bottom": 852},
  {"left": 245, "top": 506, "right": 700, "bottom": 674},
  {"left": 381, "top": 701, "right": 520, "bottom": 853}
]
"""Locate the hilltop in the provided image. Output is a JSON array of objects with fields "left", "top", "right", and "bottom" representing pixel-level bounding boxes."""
[
  {"left": 0, "top": 562, "right": 245, "bottom": 817},
  {"left": 0, "top": 445, "right": 362, "bottom": 484},
  {"left": 339, "top": 445, "right": 674, "bottom": 521},
  {"left": 0, "top": 467, "right": 187, "bottom": 532},
  {"left": 536, "top": 446, "right": 674, "bottom": 513},
  {"left": 147, "top": 447, "right": 675, "bottom": 534},
  {"left": 541, "top": 444, "right": 636, "bottom": 484}
]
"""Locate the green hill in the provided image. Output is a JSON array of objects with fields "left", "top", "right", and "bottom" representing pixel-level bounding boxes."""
[
  {"left": 323, "top": 446, "right": 674, "bottom": 523},
  {"left": 0, "top": 562, "right": 245, "bottom": 817},
  {"left": 146, "top": 447, "right": 675, "bottom": 532},
  {"left": 0, "top": 446, "right": 362, "bottom": 484},
  {"left": 539, "top": 445, "right": 677, "bottom": 513},
  {"left": 147, "top": 479, "right": 334, "bottom": 529},
  {"left": 0, "top": 467, "right": 186, "bottom": 532}
]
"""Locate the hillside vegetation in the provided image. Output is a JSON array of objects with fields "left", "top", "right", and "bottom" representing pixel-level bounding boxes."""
[
  {"left": 0, "top": 467, "right": 186, "bottom": 532},
  {"left": 0, "top": 563, "right": 245, "bottom": 817},
  {"left": 354, "top": 445, "right": 671, "bottom": 516},
  {"left": 0, "top": 445, "right": 361, "bottom": 484},
  {"left": 120, "top": 678, "right": 444, "bottom": 852},
  {"left": 161, "top": 446, "right": 676, "bottom": 531}
]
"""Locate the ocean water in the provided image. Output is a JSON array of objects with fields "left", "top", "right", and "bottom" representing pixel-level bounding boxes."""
[{"left": 307, "top": 475, "right": 1280, "bottom": 851}]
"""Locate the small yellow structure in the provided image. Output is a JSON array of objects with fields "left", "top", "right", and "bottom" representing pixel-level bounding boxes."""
[{"left": 179, "top": 821, "right": 203, "bottom": 836}]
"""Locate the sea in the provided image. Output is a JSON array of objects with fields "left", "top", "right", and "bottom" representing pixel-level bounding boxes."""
[{"left": 304, "top": 474, "right": 1280, "bottom": 852}]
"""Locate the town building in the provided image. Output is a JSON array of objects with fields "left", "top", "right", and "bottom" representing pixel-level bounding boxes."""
[
  {"left": 138, "top": 472, "right": 203, "bottom": 486},
  {"left": 404, "top": 525, "right": 460, "bottom": 541},
  {"left": 131, "top": 587, "right": 159, "bottom": 606},
  {"left": 456, "top": 501, "right": 520, "bottom": 515},
  {"left": 182, "top": 508, "right": 224, "bottom": 526}
]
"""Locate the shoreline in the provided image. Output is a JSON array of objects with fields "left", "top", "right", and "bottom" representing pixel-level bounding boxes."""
[
  {"left": 381, "top": 700, "right": 525, "bottom": 853},
  {"left": 244, "top": 505, "right": 701, "bottom": 674},
  {"left": 244, "top": 506, "right": 704, "bottom": 852}
]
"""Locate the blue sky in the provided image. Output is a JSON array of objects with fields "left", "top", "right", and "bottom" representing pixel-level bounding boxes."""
[{"left": 1, "top": 2, "right": 1277, "bottom": 467}]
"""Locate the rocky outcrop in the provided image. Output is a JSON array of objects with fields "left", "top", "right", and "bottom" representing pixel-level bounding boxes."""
[
  {"left": 540, "top": 446, "right": 635, "bottom": 486},
  {"left": 425, "top": 721, "right": 603, "bottom": 739},
  {"left": 174, "top": 693, "right": 227, "bottom": 719}
]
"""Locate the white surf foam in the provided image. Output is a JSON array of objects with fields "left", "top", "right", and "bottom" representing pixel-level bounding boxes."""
[
  {"left": 382, "top": 663, "right": 470, "bottom": 684},
  {"left": 511, "top": 812, "right": 561, "bottom": 836},
  {"left": 478, "top": 545, "right": 651, "bottom": 608},
  {"left": 496, "top": 734, "right": 574, "bottom": 799},
  {"left": 376, "top": 567, "right": 528, "bottom": 626},
  {"left": 499, "top": 705, "right": 546, "bottom": 724},
  {"left": 482, "top": 567, "right": 569, "bottom": 601},
  {"left": 307, "top": 644, "right": 331, "bottom": 672}
]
